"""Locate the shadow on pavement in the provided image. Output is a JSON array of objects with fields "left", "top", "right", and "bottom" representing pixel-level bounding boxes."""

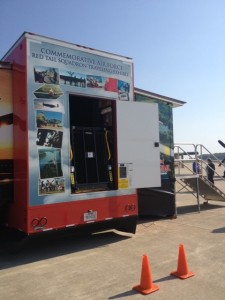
[
  {"left": 177, "top": 203, "right": 225, "bottom": 214},
  {"left": 108, "top": 289, "right": 137, "bottom": 299},
  {"left": 212, "top": 227, "right": 225, "bottom": 233},
  {"left": 0, "top": 229, "right": 131, "bottom": 270}
]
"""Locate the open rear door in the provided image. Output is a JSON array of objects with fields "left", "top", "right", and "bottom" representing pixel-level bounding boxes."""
[{"left": 116, "top": 101, "right": 160, "bottom": 189}]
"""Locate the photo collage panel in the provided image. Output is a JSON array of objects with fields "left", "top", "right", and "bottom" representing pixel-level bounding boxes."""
[{"left": 33, "top": 66, "right": 65, "bottom": 196}]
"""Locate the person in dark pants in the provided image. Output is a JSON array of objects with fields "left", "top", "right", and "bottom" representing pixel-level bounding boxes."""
[
  {"left": 218, "top": 158, "right": 225, "bottom": 178},
  {"left": 206, "top": 158, "right": 215, "bottom": 184}
]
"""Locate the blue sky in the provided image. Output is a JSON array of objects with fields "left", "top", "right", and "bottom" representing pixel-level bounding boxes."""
[{"left": 1, "top": 0, "right": 225, "bottom": 153}]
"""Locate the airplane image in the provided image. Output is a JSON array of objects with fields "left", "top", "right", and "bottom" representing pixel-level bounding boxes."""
[{"left": 43, "top": 102, "right": 59, "bottom": 109}]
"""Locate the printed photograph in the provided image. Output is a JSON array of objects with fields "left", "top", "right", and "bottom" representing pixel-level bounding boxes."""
[
  {"left": 117, "top": 80, "right": 130, "bottom": 101},
  {"left": 104, "top": 77, "right": 118, "bottom": 92},
  {"left": 39, "top": 177, "right": 65, "bottom": 195},
  {"left": 34, "top": 66, "right": 59, "bottom": 84},
  {"left": 38, "top": 148, "right": 63, "bottom": 179},
  {"left": 36, "top": 110, "right": 63, "bottom": 130},
  {"left": 118, "top": 80, "right": 130, "bottom": 93},
  {"left": 33, "top": 84, "right": 63, "bottom": 99},
  {"left": 86, "top": 75, "right": 104, "bottom": 88},
  {"left": 36, "top": 129, "right": 63, "bottom": 148},
  {"left": 33, "top": 98, "right": 64, "bottom": 113},
  {"left": 60, "top": 70, "right": 86, "bottom": 87}
]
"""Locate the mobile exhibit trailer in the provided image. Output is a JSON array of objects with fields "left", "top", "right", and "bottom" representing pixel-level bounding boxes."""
[{"left": 0, "top": 33, "right": 162, "bottom": 243}]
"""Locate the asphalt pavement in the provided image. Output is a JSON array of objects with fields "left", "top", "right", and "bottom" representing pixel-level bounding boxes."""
[{"left": 1, "top": 189, "right": 225, "bottom": 300}]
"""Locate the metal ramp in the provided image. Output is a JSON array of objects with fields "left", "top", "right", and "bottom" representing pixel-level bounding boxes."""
[
  {"left": 174, "top": 143, "right": 225, "bottom": 212},
  {"left": 178, "top": 175, "right": 225, "bottom": 202}
]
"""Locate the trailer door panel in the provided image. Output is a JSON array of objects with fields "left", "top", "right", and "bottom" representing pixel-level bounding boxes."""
[{"left": 117, "top": 101, "right": 160, "bottom": 189}]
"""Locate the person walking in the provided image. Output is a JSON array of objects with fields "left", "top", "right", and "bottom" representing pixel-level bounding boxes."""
[{"left": 206, "top": 158, "right": 215, "bottom": 184}]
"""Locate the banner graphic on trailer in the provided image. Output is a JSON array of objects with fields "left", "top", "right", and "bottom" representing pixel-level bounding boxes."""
[{"left": 27, "top": 38, "right": 133, "bottom": 206}]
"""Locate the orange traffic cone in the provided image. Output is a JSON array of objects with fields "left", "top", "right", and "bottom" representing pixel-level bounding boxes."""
[
  {"left": 170, "top": 244, "right": 195, "bottom": 279},
  {"left": 133, "top": 254, "right": 159, "bottom": 295}
]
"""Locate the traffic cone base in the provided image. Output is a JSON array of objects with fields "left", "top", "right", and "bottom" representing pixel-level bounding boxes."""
[
  {"left": 170, "top": 270, "right": 195, "bottom": 279},
  {"left": 133, "top": 254, "right": 159, "bottom": 295},
  {"left": 133, "top": 283, "right": 159, "bottom": 295}
]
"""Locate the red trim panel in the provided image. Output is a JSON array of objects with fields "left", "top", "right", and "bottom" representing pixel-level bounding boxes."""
[{"left": 27, "top": 194, "right": 137, "bottom": 234}]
